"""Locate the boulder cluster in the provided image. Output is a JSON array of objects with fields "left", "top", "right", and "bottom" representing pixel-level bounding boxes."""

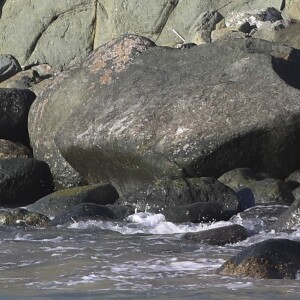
[{"left": 0, "top": 0, "right": 300, "bottom": 280}]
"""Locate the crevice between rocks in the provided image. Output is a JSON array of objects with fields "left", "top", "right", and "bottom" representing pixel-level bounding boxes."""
[
  {"left": 272, "top": 48, "right": 300, "bottom": 90},
  {"left": 0, "top": 0, "right": 6, "bottom": 19}
]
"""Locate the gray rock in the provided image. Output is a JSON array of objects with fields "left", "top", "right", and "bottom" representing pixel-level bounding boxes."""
[
  {"left": 0, "top": 207, "right": 49, "bottom": 227},
  {"left": 0, "top": 139, "right": 32, "bottom": 159},
  {"left": 28, "top": 34, "right": 155, "bottom": 189},
  {"left": 183, "top": 224, "right": 249, "bottom": 245},
  {"left": 0, "top": 54, "right": 22, "bottom": 82},
  {"left": 219, "top": 169, "right": 295, "bottom": 205},
  {"left": 0, "top": 158, "right": 54, "bottom": 206},
  {"left": 49, "top": 203, "right": 135, "bottom": 226},
  {"left": 27, "top": 184, "right": 119, "bottom": 218},
  {"left": 116, "top": 177, "right": 239, "bottom": 217},
  {"left": 218, "top": 239, "right": 300, "bottom": 279},
  {"left": 293, "top": 186, "right": 300, "bottom": 200},
  {"left": 54, "top": 37, "right": 300, "bottom": 195},
  {"left": 285, "top": 170, "right": 300, "bottom": 190},
  {"left": 0, "top": 69, "right": 41, "bottom": 89},
  {"left": 0, "top": 88, "right": 36, "bottom": 146},
  {"left": 275, "top": 23, "right": 300, "bottom": 50},
  {"left": 284, "top": 0, "right": 300, "bottom": 20},
  {"left": 272, "top": 197, "right": 300, "bottom": 231}
]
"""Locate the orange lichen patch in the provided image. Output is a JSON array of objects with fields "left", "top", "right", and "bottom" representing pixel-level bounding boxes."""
[{"left": 86, "top": 35, "right": 154, "bottom": 85}]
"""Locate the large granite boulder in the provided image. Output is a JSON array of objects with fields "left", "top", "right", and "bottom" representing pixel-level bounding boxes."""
[
  {"left": 0, "top": 158, "right": 54, "bottom": 206},
  {"left": 49, "top": 36, "right": 300, "bottom": 195},
  {"left": 218, "top": 239, "right": 300, "bottom": 279},
  {"left": 28, "top": 35, "right": 155, "bottom": 189},
  {"left": 0, "top": 0, "right": 284, "bottom": 67},
  {"left": 0, "top": 89, "right": 36, "bottom": 146}
]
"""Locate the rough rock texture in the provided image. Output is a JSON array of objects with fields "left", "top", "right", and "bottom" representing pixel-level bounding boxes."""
[
  {"left": 116, "top": 177, "right": 239, "bottom": 217},
  {"left": 0, "top": 158, "right": 54, "bottom": 206},
  {"left": 0, "top": 0, "right": 284, "bottom": 67},
  {"left": 285, "top": 170, "right": 300, "bottom": 190},
  {"left": 272, "top": 197, "right": 300, "bottom": 231},
  {"left": 52, "top": 37, "right": 300, "bottom": 195},
  {"left": 0, "top": 208, "right": 49, "bottom": 227},
  {"left": 284, "top": 0, "right": 300, "bottom": 20},
  {"left": 0, "top": 54, "right": 22, "bottom": 82},
  {"left": 0, "top": 139, "right": 32, "bottom": 159},
  {"left": 49, "top": 203, "right": 135, "bottom": 226},
  {"left": 0, "top": 69, "right": 41, "bottom": 89},
  {"left": 219, "top": 168, "right": 295, "bottom": 205},
  {"left": 218, "top": 239, "right": 300, "bottom": 279},
  {"left": 28, "top": 35, "right": 155, "bottom": 189},
  {"left": 0, "top": 88, "right": 36, "bottom": 146},
  {"left": 183, "top": 224, "right": 249, "bottom": 245},
  {"left": 275, "top": 23, "right": 300, "bottom": 50},
  {"left": 27, "top": 184, "right": 119, "bottom": 218}
]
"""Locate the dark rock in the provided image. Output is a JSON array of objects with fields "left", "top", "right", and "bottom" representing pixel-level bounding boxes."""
[
  {"left": 0, "top": 207, "right": 49, "bottom": 227},
  {"left": 285, "top": 170, "right": 300, "bottom": 190},
  {"left": 0, "top": 88, "right": 36, "bottom": 146},
  {"left": 28, "top": 34, "right": 155, "bottom": 189},
  {"left": 163, "top": 202, "right": 230, "bottom": 223},
  {"left": 116, "top": 177, "right": 239, "bottom": 219},
  {"left": 53, "top": 37, "right": 300, "bottom": 195},
  {"left": 263, "top": 7, "right": 282, "bottom": 22},
  {"left": 272, "top": 197, "right": 300, "bottom": 231},
  {"left": 0, "top": 158, "right": 54, "bottom": 206},
  {"left": 27, "top": 184, "right": 119, "bottom": 218},
  {"left": 0, "top": 54, "right": 22, "bottom": 82},
  {"left": 183, "top": 224, "right": 249, "bottom": 245},
  {"left": 49, "top": 203, "right": 135, "bottom": 226},
  {"left": 0, "top": 139, "right": 32, "bottom": 159},
  {"left": 219, "top": 168, "right": 295, "bottom": 205},
  {"left": 236, "top": 188, "right": 255, "bottom": 211},
  {"left": 218, "top": 239, "right": 300, "bottom": 279}
]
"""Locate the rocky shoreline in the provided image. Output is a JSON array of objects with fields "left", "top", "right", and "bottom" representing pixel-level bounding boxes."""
[{"left": 0, "top": 0, "right": 300, "bottom": 280}]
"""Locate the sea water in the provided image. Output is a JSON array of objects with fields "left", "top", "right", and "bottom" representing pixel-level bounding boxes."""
[{"left": 0, "top": 206, "right": 300, "bottom": 299}]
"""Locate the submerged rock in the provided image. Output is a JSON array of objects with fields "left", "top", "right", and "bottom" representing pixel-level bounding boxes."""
[
  {"left": 218, "top": 239, "right": 300, "bottom": 279},
  {"left": 0, "top": 158, "right": 54, "bottom": 206},
  {"left": 183, "top": 224, "right": 249, "bottom": 246},
  {"left": 0, "top": 208, "right": 49, "bottom": 227},
  {"left": 27, "top": 184, "right": 119, "bottom": 218},
  {"left": 49, "top": 203, "right": 134, "bottom": 226}
]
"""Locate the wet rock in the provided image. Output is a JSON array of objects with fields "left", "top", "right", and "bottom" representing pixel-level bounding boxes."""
[
  {"left": 230, "top": 205, "right": 288, "bottom": 233},
  {"left": 116, "top": 177, "right": 239, "bottom": 219},
  {"left": 293, "top": 186, "right": 300, "bottom": 200},
  {"left": 285, "top": 170, "right": 300, "bottom": 190},
  {"left": 28, "top": 34, "right": 155, "bottom": 189},
  {"left": 272, "top": 197, "right": 300, "bottom": 231},
  {"left": 49, "top": 203, "right": 134, "bottom": 226},
  {"left": 0, "top": 208, "right": 49, "bottom": 227},
  {"left": 219, "top": 168, "right": 295, "bottom": 205},
  {"left": 0, "top": 139, "right": 32, "bottom": 159},
  {"left": 183, "top": 224, "right": 249, "bottom": 245},
  {"left": 27, "top": 184, "right": 119, "bottom": 218},
  {"left": 0, "top": 158, "right": 54, "bottom": 206},
  {"left": 54, "top": 37, "right": 300, "bottom": 195},
  {"left": 0, "top": 54, "right": 22, "bottom": 82},
  {"left": 0, "top": 88, "right": 36, "bottom": 146},
  {"left": 218, "top": 239, "right": 300, "bottom": 279},
  {"left": 163, "top": 202, "right": 230, "bottom": 223}
]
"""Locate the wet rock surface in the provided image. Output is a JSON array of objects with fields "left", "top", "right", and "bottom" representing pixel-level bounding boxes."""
[{"left": 219, "top": 239, "right": 300, "bottom": 279}]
